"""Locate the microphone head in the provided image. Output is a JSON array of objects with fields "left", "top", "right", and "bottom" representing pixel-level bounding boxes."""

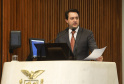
[{"left": 72, "top": 28, "right": 76, "bottom": 31}]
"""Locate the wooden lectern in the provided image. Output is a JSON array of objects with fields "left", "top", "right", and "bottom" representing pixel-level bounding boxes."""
[{"left": 1, "top": 61, "right": 118, "bottom": 84}]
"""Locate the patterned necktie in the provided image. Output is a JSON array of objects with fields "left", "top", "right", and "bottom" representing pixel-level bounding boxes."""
[{"left": 70, "top": 31, "right": 76, "bottom": 52}]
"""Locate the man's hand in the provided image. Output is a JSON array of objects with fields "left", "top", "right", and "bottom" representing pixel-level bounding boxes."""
[{"left": 96, "top": 56, "right": 103, "bottom": 61}]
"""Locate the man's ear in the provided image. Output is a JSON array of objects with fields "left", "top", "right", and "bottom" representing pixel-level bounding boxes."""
[{"left": 65, "top": 19, "right": 68, "bottom": 24}]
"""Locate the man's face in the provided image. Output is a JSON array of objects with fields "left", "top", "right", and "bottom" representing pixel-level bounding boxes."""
[{"left": 65, "top": 12, "right": 79, "bottom": 29}]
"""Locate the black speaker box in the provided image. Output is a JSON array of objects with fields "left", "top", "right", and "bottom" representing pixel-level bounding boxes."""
[{"left": 10, "top": 31, "right": 21, "bottom": 49}]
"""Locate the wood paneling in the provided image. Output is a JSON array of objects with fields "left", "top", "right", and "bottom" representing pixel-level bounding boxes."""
[
  {"left": 0, "top": 0, "right": 122, "bottom": 83},
  {"left": 0, "top": 0, "right": 1, "bottom": 79}
]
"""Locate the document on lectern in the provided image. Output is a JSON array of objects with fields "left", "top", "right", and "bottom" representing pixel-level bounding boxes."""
[{"left": 84, "top": 46, "right": 107, "bottom": 60}]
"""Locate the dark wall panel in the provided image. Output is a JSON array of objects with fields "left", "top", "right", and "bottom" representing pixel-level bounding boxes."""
[{"left": 0, "top": 0, "right": 1, "bottom": 79}]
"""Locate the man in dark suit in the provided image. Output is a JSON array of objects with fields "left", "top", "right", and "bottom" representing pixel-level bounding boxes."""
[{"left": 55, "top": 9, "right": 103, "bottom": 61}]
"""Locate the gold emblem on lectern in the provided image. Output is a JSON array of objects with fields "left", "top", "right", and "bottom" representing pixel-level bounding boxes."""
[
  {"left": 19, "top": 70, "right": 45, "bottom": 84},
  {"left": 21, "top": 70, "right": 44, "bottom": 79}
]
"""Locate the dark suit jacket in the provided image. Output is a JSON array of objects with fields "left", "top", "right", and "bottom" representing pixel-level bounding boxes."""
[{"left": 55, "top": 27, "right": 98, "bottom": 60}]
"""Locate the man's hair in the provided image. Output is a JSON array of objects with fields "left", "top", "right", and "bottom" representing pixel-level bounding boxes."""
[{"left": 65, "top": 9, "right": 79, "bottom": 20}]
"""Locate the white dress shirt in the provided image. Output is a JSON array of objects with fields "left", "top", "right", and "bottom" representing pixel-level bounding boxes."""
[{"left": 69, "top": 26, "right": 79, "bottom": 42}]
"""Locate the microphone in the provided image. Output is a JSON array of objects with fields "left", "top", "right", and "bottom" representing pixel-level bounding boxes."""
[
  {"left": 47, "top": 28, "right": 68, "bottom": 43},
  {"left": 72, "top": 28, "right": 76, "bottom": 31}
]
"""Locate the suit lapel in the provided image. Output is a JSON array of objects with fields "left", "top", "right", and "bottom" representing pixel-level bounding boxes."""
[
  {"left": 73, "top": 28, "right": 83, "bottom": 52},
  {"left": 64, "top": 28, "right": 71, "bottom": 49}
]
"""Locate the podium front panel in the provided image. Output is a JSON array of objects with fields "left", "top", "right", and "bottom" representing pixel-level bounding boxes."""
[{"left": 1, "top": 61, "right": 118, "bottom": 84}]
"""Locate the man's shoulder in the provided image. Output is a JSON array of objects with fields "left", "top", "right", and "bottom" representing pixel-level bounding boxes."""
[
  {"left": 57, "top": 28, "right": 69, "bottom": 35},
  {"left": 79, "top": 27, "right": 93, "bottom": 33}
]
